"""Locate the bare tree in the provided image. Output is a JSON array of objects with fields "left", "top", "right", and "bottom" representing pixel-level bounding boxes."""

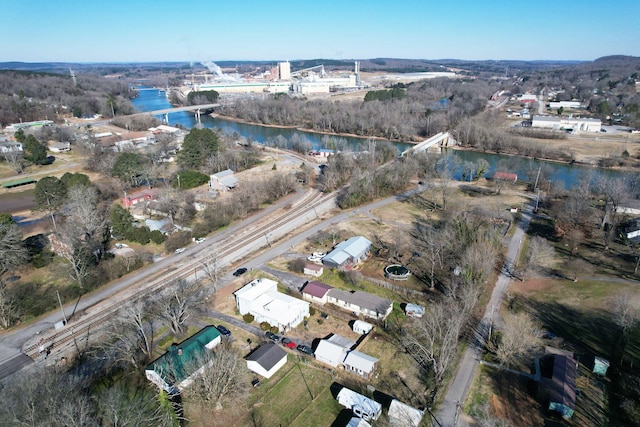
[
  {"left": 96, "top": 382, "right": 179, "bottom": 427},
  {"left": 199, "top": 251, "right": 221, "bottom": 289},
  {"left": 404, "top": 297, "right": 467, "bottom": 387},
  {"left": 0, "top": 222, "right": 28, "bottom": 285},
  {"left": 0, "top": 286, "right": 20, "bottom": 329},
  {"left": 97, "top": 300, "right": 157, "bottom": 369},
  {"left": 156, "top": 279, "right": 208, "bottom": 336},
  {"left": 522, "top": 236, "right": 556, "bottom": 279},
  {"left": 184, "top": 343, "right": 249, "bottom": 410},
  {"left": 493, "top": 311, "right": 543, "bottom": 367},
  {"left": 2, "top": 149, "right": 24, "bottom": 173},
  {"left": 0, "top": 366, "right": 97, "bottom": 427},
  {"left": 611, "top": 291, "right": 640, "bottom": 333}
]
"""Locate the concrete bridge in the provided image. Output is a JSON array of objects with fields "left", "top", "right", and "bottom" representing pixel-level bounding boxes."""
[
  {"left": 127, "top": 103, "right": 222, "bottom": 124},
  {"left": 401, "top": 131, "right": 457, "bottom": 156}
]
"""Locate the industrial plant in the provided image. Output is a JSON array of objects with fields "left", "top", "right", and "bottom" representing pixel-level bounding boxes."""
[{"left": 183, "top": 61, "right": 366, "bottom": 97}]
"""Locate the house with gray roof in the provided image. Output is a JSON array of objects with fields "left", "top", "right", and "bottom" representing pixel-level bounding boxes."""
[
  {"left": 245, "top": 342, "right": 288, "bottom": 378},
  {"left": 322, "top": 236, "right": 372, "bottom": 269},
  {"left": 327, "top": 289, "right": 393, "bottom": 320}
]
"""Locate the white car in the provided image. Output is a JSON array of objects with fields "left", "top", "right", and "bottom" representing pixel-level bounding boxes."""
[
  {"left": 195, "top": 237, "right": 206, "bottom": 244},
  {"left": 175, "top": 247, "right": 186, "bottom": 254}
]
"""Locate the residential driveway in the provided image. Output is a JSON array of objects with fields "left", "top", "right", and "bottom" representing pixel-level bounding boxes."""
[{"left": 259, "top": 266, "right": 308, "bottom": 292}]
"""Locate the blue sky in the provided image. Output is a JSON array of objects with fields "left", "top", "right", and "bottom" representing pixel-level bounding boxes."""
[{"left": 2, "top": 0, "right": 639, "bottom": 62}]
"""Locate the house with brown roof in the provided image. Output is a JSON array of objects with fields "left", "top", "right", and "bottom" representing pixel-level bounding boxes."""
[
  {"left": 304, "top": 263, "right": 324, "bottom": 277},
  {"left": 540, "top": 348, "right": 577, "bottom": 420}
]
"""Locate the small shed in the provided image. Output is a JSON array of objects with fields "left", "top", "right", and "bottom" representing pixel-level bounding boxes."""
[
  {"left": 304, "top": 263, "right": 324, "bottom": 277},
  {"left": 353, "top": 320, "right": 373, "bottom": 335},
  {"left": 336, "top": 387, "right": 382, "bottom": 422},
  {"left": 593, "top": 357, "right": 609, "bottom": 376},
  {"left": 405, "top": 303, "right": 425, "bottom": 318}
]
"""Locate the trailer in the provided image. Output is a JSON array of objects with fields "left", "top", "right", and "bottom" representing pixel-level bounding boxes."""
[{"left": 336, "top": 387, "right": 382, "bottom": 421}]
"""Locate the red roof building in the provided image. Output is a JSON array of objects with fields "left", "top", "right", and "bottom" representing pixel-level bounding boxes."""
[
  {"left": 122, "top": 188, "right": 160, "bottom": 208},
  {"left": 302, "top": 281, "right": 333, "bottom": 305}
]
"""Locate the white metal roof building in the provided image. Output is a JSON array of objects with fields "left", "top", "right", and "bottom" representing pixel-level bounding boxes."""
[
  {"left": 531, "top": 115, "right": 601, "bottom": 132},
  {"left": 322, "top": 236, "right": 372, "bottom": 269},
  {"left": 314, "top": 339, "right": 348, "bottom": 367},
  {"left": 343, "top": 351, "right": 378, "bottom": 379}
]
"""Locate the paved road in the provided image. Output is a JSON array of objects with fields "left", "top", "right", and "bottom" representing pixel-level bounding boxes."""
[{"left": 436, "top": 202, "right": 534, "bottom": 427}]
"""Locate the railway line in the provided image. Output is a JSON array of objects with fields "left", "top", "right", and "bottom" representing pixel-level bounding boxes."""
[{"left": 22, "top": 189, "right": 336, "bottom": 361}]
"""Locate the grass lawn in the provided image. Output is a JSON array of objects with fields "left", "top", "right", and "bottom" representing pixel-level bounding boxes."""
[{"left": 245, "top": 361, "right": 339, "bottom": 427}]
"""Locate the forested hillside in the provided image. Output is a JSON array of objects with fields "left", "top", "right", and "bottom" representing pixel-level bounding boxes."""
[{"left": 0, "top": 70, "right": 137, "bottom": 126}]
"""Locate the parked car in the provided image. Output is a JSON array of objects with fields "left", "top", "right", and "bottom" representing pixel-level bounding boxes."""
[
  {"left": 281, "top": 337, "right": 296, "bottom": 349},
  {"left": 265, "top": 331, "right": 280, "bottom": 342},
  {"left": 216, "top": 325, "right": 231, "bottom": 336},
  {"left": 195, "top": 237, "right": 206, "bottom": 244},
  {"left": 296, "top": 344, "right": 314, "bottom": 356},
  {"left": 174, "top": 247, "right": 185, "bottom": 254},
  {"left": 233, "top": 267, "right": 248, "bottom": 277}
]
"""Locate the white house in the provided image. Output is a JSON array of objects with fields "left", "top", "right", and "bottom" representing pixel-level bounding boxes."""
[
  {"left": 301, "top": 281, "right": 333, "bottom": 305},
  {"left": 209, "top": 169, "right": 238, "bottom": 192},
  {"left": 314, "top": 339, "right": 349, "bottom": 368},
  {"left": 234, "top": 278, "right": 310, "bottom": 332},
  {"left": 49, "top": 142, "right": 71, "bottom": 153},
  {"left": 337, "top": 387, "right": 382, "bottom": 422},
  {"left": 245, "top": 342, "right": 288, "bottom": 378},
  {"left": 326, "top": 289, "right": 393, "bottom": 320},
  {"left": 343, "top": 350, "right": 378, "bottom": 380}
]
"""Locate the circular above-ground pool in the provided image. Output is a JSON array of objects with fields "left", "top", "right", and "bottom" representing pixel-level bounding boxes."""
[{"left": 384, "top": 264, "right": 411, "bottom": 280}]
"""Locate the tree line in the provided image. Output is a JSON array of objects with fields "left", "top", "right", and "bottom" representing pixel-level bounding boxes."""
[{"left": 218, "top": 77, "right": 497, "bottom": 141}]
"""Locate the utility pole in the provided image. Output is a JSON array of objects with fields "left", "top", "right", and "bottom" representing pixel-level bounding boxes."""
[
  {"left": 56, "top": 290, "right": 67, "bottom": 325},
  {"left": 534, "top": 166, "right": 541, "bottom": 192}
]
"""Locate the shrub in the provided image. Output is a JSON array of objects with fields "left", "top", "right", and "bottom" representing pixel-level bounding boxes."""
[
  {"left": 288, "top": 257, "right": 307, "bottom": 273},
  {"left": 260, "top": 321, "right": 272, "bottom": 331},
  {"left": 309, "top": 306, "right": 316, "bottom": 316},
  {"left": 149, "top": 230, "right": 166, "bottom": 244},
  {"left": 242, "top": 313, "right": 254, "bottom": 323},
  {"left": 270, "top": 326, "right": 279, "bottom": 333}
]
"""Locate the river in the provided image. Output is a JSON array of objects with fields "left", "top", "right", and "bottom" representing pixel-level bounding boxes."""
[{"left": 131, "top": 87, "right": 626, "bottom": 189}]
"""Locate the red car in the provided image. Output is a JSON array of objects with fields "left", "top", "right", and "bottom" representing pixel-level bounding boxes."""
[{"left": 281, "top": 337, "right": 296, "bottom": 349}]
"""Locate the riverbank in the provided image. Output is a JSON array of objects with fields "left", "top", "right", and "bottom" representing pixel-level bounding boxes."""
[{"left": 209, "top": 112, "right": 416, "bottom": 144}]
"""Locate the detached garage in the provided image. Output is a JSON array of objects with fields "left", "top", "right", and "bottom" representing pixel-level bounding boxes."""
[{"left": 246, "top": 343, "right": 287, "bottom": 378}]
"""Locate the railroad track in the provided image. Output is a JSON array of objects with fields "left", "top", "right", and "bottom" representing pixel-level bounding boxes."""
[{"left": 23, "top": 189, "right": 336, "bottom": 360}]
